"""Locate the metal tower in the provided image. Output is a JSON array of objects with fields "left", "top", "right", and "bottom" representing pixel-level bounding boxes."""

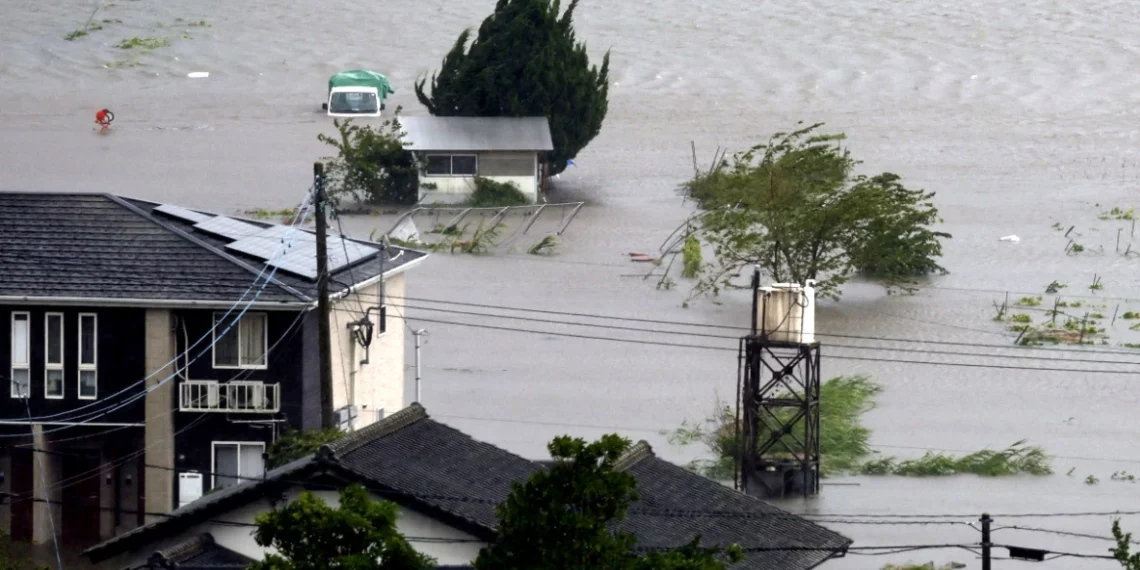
[{"left": 735, "top": 273, "right": 822, "bottom": 498}]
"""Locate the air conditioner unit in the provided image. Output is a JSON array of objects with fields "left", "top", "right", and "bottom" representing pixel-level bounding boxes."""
[
  {"left": 756, "top": 281, "right": 816, "bottom": 344},
  {"left": 179, "top": 472, "right": 203, "bottom": 508}
]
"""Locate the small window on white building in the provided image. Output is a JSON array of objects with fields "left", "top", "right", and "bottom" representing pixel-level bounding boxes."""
[
  {"left": 212, "top": 442, "right": 265, "bottom": 489},
  {"left": 45, "top": 313, "right": 64, "bottom": 399},
  {"left": 10, "top": 312, "right": 30, "bottom": 398},
  {"left": 78, "top": 314, "right": 97, "bottom": 399},
  {"left": 213, "top": 313, "right": 268, "bottom": 369},
  {"left": 424, "top": 154, "right": 478, "bottom": 176}
]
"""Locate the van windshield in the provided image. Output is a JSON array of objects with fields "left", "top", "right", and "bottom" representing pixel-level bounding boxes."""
[{"left": 329, "top": 91, "right": 379, "bottom": 114}]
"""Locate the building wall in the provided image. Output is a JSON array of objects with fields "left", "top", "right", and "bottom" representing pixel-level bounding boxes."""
[
  {"left": 418, "top": 151, "right": 539, "bottom": 204},
  {"left": 119, "top": 486, "right": 484, "bottom": 569},
  {"left": 329, "top": 274, "right": 407, "bottom": 428},
  {"left": 0, "top": 305, "right": 147, "bottom": 423},
  {"left": 171, "top": 309, "right": 306, "bottom": 497}
]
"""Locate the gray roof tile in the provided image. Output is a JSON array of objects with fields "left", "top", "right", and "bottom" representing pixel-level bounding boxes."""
[{"left": 0, "top": 192, "right": 426, "bottom": 305}]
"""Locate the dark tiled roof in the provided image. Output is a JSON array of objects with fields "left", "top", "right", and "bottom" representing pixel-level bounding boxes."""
[
  {"left": 330, "top": 404, "right": 539, "bottom": 533},
  {"left": 616, "top": 443, "right": 851, "bottom": 570},
  {"left": 0, "top": 192, "right": 426, "bottom": 306},
  {"left": 86, "top": 406, "right": 847, "bottom": 570},
  {"left": 149, "top": 534, "right": 252, "bottom": 569}
]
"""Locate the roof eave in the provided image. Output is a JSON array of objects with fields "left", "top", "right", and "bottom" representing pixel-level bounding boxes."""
[
  {"left": 0, "top": 296, "right": 310, "bottom": 310},
  {"left": 325, "top": 252, "right": 427, "bottom": 306}
]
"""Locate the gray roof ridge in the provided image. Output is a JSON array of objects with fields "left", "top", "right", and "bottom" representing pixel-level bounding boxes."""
[
  {"left": 323, "top": 402, "right": 428, "bottom": 457},
  {"left": 614, "top": 440, "right": 655, "bottom": 472},
  {"left": 150, "top": 533, "right": 214, "bottom": 565},
  {"left": 107, "top": 194, "right": 314, "bottom": 303}
]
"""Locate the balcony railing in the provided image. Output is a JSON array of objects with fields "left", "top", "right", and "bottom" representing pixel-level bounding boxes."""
[{"left": 179, "top": 380, "right": 280, "bottom": 413}]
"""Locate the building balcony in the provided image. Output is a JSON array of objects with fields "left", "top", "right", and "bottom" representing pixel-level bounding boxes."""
[{"left": 179, "top": 380, "right": 280, "bottom": 413}]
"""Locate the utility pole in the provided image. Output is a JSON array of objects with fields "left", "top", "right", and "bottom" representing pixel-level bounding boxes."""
[
  {"left": 413, "top": 329, "right": 427, "bottom": 402},
  {"left": 315, "top": 162, "right": 335, "bottom": 430},
  {"left": 981, "top": 513, "right": 992, "bottom": 570}
]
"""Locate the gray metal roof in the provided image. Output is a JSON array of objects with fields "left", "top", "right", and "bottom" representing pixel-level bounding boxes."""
[{"left": 398, "top": 116, "right": 554, "bottom": 152}]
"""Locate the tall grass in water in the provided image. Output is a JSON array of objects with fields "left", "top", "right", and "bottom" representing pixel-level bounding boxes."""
[
  {"left": 667, "top": 376, "right": 1051, "bottom": 479},
  {"left": 860, "top": 440, "right": 1051, "bottom": 476},
  {"left": 665, "top": 375, "right": 880, "bottom": 478}
]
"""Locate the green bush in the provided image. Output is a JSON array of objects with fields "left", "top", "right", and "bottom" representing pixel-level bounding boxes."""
[
  {"left": 318, "top": 117, "right": 420, "bottom": 205},
  {"left": 681, "top": 234, "right": 702, "bottom": 278},
  {"left": 468, "top": 177, "right": 530, "bottom": 207},
  {"left": 266, "top": 428, "right": 345, "bottom": 468}
]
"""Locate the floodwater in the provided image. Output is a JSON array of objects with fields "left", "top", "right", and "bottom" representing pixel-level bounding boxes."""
[{"left": 4, "top": 0, "right": 1140, "bottom": 567}]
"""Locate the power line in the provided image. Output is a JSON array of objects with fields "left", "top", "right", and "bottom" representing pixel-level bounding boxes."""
[
  {"left": 356, "top": 302, "right": 1140, "bottom": 368},
  {"left": 389, "top": 315, "right": 1140, "bottom": 375},
  {"left": 359, "top": 292, "right": 1140, "bottom": 357}
]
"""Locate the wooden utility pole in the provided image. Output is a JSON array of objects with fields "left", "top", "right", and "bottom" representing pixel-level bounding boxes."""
[
  {"left": 315, "top": 162, "right": 335, "bottom": 430},
  {"left": 981, "top": 513, "right": 992, "bottom": 570}
]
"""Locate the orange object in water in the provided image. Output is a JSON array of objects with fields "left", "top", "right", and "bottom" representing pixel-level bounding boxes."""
[{"left": 95, "top": 109, "right": 114, "bottom": 130}]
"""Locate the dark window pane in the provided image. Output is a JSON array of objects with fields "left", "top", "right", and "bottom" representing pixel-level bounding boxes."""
[
  {"left": 80, "top": 315, "right": 96, "bottom": 365},
  {"left": 214, "top": 444, "right": 238, "bottom": 488},
  {"left": 47, "top": 315, "right": 63, "bottom": 365},
  {"left": 80, "top": 370, "right": 97, "bottom": 398},
  {"left": 214, "top": 314, "right": 239, "bottom": 367},
  {"left": 452, "top": 155, "right": 478, "bottom": 175},
  {"left": 46, "top": 370, "right": 64, "bottom": 397},
  {"left": 425, "top": 155, "right": 451, "bottom": 176}
]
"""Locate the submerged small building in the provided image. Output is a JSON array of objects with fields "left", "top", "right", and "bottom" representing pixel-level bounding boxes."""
[{"left": 399, "top": 116, "right": 553, "bottom": 204}]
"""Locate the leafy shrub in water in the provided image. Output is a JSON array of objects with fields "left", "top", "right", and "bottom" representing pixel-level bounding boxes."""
[
  {"left": 860, "top": 440, "right": 1051, "bottom": 477},
  {"left": 468, "top": 177, "right": 530, "bottom": 207},
  {"left": 318, "top": 117, "right": 420, "bottom": 205},
  {"left": 681, "top": 234, "right": 702, "bottom": 278}
]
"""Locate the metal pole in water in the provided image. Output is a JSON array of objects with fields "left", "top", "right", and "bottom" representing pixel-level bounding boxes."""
[
  {"left": 981, "top": 513, "right": 992, "bottom": 570},
  {"left": 414, "top": 329, "right": 427, "bottom": 403}
]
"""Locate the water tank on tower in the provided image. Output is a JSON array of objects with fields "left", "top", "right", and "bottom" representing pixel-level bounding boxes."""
[{"left": 755, "top": 280, "right": 816, "bottom": 344}]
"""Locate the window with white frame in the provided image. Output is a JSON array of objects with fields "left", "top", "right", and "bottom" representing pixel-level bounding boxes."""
[
  {"left": 424, "top": 154, "right": 478, "bottom": 176},
  {"left": 213, "top": 312, "right": 268, "bottom": 369},
  {"left": 78, "top": 313, "right": 97, "bottom": 399},
  {"left": 45, "top": 313, "right": 64, "bottom": 399},
  {"left": 212, "top": 442, "right": 265, "bottom": 489},
  {"left": 10, "top": 313, "right": 30, "bottom": 398}
]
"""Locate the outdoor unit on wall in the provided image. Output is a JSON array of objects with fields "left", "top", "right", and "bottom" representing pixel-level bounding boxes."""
[
  {"left": 179, "top": 472, "right": 203, "bottom": 508},
  {"left": 755, "top": 281, "right": 816, "bottom": 344}
]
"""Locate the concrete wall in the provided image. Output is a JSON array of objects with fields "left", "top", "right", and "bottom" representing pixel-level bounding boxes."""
[
  {"left": 419, "top": 151, "right": 538, "bottom": 204},
  {"left": 329, "top": 273, "right": 407, "bottom": 428},
  {"left": 31, "top": 425, "right": 61, "bottom": 544},
  {"left": 122, "top": 486, "right": 484, "bottom": 569},
  {"left": 143, "top": 309, "right": 175, "bottom": 523}
]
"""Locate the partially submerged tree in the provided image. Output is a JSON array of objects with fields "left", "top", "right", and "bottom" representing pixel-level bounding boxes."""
[
  {"left": 318, "top": 116, "right": 420, "bottom": 205},
  {"left": 682, "top": 123, "right": 950, "bottom": 299},
  {"left": 475, "top": 435, "right": 742, "bottom": 570},
  {"left": 415, "top": 0, "right": 610, "bottom": 176},
  {"left": 1112, "top": 520, "right": 1140, "bottom": 569},
  {"left": 249, "top": 484, "right": 435, "bottom": 570}
]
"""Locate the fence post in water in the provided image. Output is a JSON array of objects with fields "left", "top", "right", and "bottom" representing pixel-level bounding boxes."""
[
  {"left": 1113, "top": 304, "right": 1120, "bottom": 326},
  {"left": 981, "top": 513, "right": 993, "bottom": 570},
  {"left": 1051, "top": 297, "right": 1060, "bottom": 325}
]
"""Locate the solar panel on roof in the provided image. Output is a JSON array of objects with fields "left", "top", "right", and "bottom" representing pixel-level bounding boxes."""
[
  {"left": 192, "top": 216, "right": 264, "bottom": 241},
  {"left": 155, "top": 204, "right": 211, "bottom": 223},
  {"left": 263, "top": 235, "right": 379, "bottom": 280},
  {"left": 225, "top": 226, "right": 316, "bottom": 261}
]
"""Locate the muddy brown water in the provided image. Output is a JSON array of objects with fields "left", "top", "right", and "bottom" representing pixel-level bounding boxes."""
[{"left": 3, "top": 0, "right": 1140, "bottom": 566}]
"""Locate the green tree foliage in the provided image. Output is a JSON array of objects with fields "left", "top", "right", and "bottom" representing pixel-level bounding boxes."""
[
  {"left": 250, "top": 484, "right": 435, "bottom": 570},
  {"left": 475, "top": 435, "right": 742, "bottom": 570},
  {"left": 681, "top": 234, "right": 702, "bottom": 279},
  {"left": 318, "top": 116, "right": 420, "bottom": 205},
  {"left": 683, "top": 123, "right": 950, "bottom": 298},
  {"left": 1113, "top": 520, "right": 1140, "bottom": 569},
  {"left": 414, "top": 0, "right": 610, "bottom": 175},
  {"left": 266, "top": 428, "right": 345, "bottom": 468}
]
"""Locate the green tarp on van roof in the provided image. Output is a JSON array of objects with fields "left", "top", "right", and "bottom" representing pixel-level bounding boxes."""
[{"left": 328, "top": 70, "right": 395, "bottom": 99}]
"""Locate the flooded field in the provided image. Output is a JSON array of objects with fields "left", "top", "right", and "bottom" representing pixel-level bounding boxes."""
[{"left": 3, "top": 0, "right": 1140, "bottom": 566}]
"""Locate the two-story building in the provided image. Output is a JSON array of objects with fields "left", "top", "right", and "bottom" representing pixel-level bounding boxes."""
[{"left": 0, "top": 192, "right": 425, "bottom": 549}]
